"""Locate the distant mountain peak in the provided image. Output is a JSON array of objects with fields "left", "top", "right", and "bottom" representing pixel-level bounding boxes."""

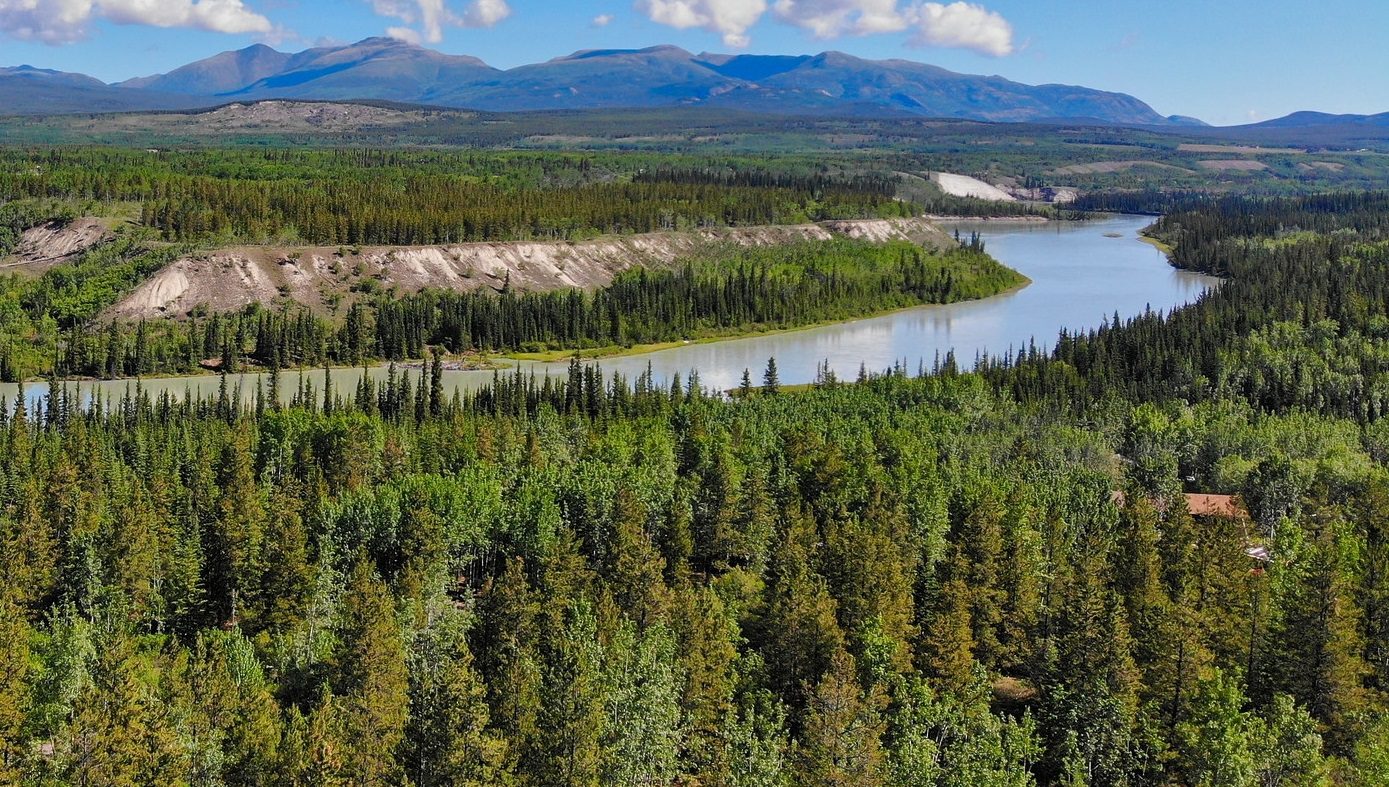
[
  {"left": 556, "top": 45, "right": 695, "bottom": 63},
  {"left": 333, "top": 36, "right": 492, "bottom": 67}
]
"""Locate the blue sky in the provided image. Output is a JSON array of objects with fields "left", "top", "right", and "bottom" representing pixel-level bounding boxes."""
[{"left": 1, "top": 0, "right": 1384, "bottom": 126}]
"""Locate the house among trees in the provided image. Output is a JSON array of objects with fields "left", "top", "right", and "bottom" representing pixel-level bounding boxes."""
[
  {"left": 1110, "top": 490, "right": 1247, "bottom": 520},
  {"left": 1184, "top": 493, "right": 1245, "bottom": 519}
]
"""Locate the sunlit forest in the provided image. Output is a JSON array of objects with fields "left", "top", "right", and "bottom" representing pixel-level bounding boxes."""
[
  {"left": 4, "top": 182, "right": 1389, "bottom": 786},
  {"left": 0, "top": 234, "right": 1021, "bottom": 382},
  {"left": 0, "top": 149, "right": 915, "bottom": 246}
]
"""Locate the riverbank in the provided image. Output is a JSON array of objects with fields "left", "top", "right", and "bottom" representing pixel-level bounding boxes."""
[
  {"left": 2, "top": 214, "right": 1219, "bottom": 406},
  {"left": 503, "top": 278, "right": 1034, "bottom": 365},
  {"left": 18, "top": 277, "right": 1034, "bottom": 386},
  {"left": 1138, "top": 232, "right": 1175, "bottom": 256},
  {"left": 17, "top": 232, "right": 1027, "bottom": 385},
  {"left": 927, "top": 215, "right": 1051, "bottom": 223}
]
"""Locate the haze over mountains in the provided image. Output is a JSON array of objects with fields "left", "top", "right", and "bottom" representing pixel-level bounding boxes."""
[{"left": 4, "top": 36, "right": 1199, "bottom": 125}]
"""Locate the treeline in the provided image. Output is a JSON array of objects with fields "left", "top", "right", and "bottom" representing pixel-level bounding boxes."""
[
  {"left": 1070, "top": 190, "right": 1389, "bottom": 228},
  {"left": 136, "top": 179, "right": 912, "bottom": 246},
  {"left": 0, "top": 148, "right": 913, "bottom": 246},
  {"left": 633, "top": 166, "right": 901, "bottom": 198},
  {"left": 1068, "top": 189, "right": 1212, "bottom": 215},
  {"left": 365, "top": 241, "right": 1019, "bottom": 360},
  {"left": 24, "top": 240, "right": 1024, "bottom": 380},
  {"left": 1157, "top": 191, "right": 1389, "bottom": 260}
]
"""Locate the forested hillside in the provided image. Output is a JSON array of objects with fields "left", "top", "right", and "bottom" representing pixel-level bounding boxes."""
[
  {"left": 3, "top": 194, "right": 1389, "bottom": 785},
  {"left": 0, "top": 149, "right": 912, "bottom": 246},
  {"left": 982, "top": 190, "right": 1389, "bottom": 417},
  {"left": 0, "top": 147, "right": 1048, "bottom": 383}
]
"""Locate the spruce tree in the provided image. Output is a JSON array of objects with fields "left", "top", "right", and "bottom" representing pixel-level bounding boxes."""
[
  {"left": 762, "top": 357, "right": 781, "bottom": 396},
  {"left": 0, "top": 592, "right": 28, "bottom": 780},
  {"left": 796, "top": 649, "right": 887, "bottom": 786},
  {"left": 334, "top": 559, "right": 410, "bottom": 784}
]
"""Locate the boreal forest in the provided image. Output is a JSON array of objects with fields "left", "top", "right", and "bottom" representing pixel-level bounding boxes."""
[
  {"left": 3, "top": 131, "right": 1389, "bottom": 787},
  {"left": 0, "top": 148, "right": 1038, "bottom": 384}
]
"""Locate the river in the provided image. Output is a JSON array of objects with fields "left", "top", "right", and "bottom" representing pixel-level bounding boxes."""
[{"left": 1, "top": 214, "right": 1220, "bottom": 410}]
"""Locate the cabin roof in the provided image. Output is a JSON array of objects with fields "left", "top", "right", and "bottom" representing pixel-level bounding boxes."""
[
  {"left": 1110, "top": 491, "right": 1247, "bottom": 519},
  {"left": 1185, "top": 493, "right": 1244, "bottom": 518}
]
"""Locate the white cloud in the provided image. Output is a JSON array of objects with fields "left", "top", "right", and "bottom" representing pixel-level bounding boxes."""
[
  {"left": 385, "top": 24, "right": 422, "bottom": 44},
  {"left": 461, "top": 0, "right": 509, "bottom": 27},
  {"left": 101, "top": 0, "right": 271, "bottom": 32},
  {"left": 369, "top": 0, "right": 509, "bottom": 43},
  {"left": 908, "top": 2, "right": 1012, "bottom": 57},
  {"left": 592, "top": 13, "right": 614, "bottom": 27},
  {"left": 636, "top": 0, "right": 767, "bottom": 48},
  {"left": 771, "top": 0, "right": 906, "bottom": 39},
  {"left": 638, "top": 0, "right": 1013, "bottom": 53},
  {"left": 0, "top": 0, "right": 93, "bottom": 44},
  {"left": 0, "top": 0, "right": 271, "bottom": 43}
]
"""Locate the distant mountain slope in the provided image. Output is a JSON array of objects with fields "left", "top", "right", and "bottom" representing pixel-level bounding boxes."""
[
  {"left": 98, "top": 38, "right": 1178, "bottom": 125},
  {"left": 225, "top": 37, "right": 498, "bottom": 103},
  {"left": 0, "top": 66, "right": 205, "bottom": 115},
  {"left": 1252, "top": 111, "right": 1389, "bottom": 129},
  {"left": 451, "top": 46, "right": 742, "bottom": 111},
  {"left": 120, "top": 44, "right": 294, "bottom": 95},
  {"left": 694, "top": 51, "right": 1169, "bottom": 124},
  {"left": 1168, "top": 110, "right": 1389, "bottom": 148}
]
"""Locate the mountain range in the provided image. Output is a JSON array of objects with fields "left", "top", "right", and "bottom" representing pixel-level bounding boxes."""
[
  {"left": 1249, "top": 111, "right": 1389, "bottom": 129},
  {"left": 0, "top": 65, "right": 201, "bottom": 115},
  {"left": 4, "top": 36, "right": 1202, "bottom": 126}
]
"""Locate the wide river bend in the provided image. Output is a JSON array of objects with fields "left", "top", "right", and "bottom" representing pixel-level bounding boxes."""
[{"left": 2, "top": 214, "right": 1221, "bottom": 409}]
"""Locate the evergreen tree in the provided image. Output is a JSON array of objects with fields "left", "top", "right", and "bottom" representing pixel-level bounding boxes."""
[
  {"left": 63, "top": 638, "right": 190, "bottom": 786},
  {"left": 796, "top": 649, "right": 887, "bottom": 786},
  {"left": 759, "top": 510, "right": 845, "bottom": 711},
  {"left": 762, "top": 357, "right": 781, "bottom": 396},
  {"left": 207, "top": 431, "right": 266, "bottom": 626},
  {"left": 405, "top": 603, "right": 507, "bottom": 787},
  {"left": 536, "top": 599, "right": 606, "bottom": 786},
  {"left": 0, "top": 593, "right": 28, "bottom": 780},
  {"left": 334, "top": 559, "right": 411, "bottom": 784},
  {"left": 474, "top": 558, "right": 542, "bottom": 773},
  {"left": 921, "top": 574, "right": 976, "bottom": 695}
]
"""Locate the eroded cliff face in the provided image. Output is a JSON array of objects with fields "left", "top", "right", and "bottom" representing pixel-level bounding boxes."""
[
  {"left": 1, "top": 218, "right": 111, "bottom": 272},
  {"left": 109, "top": 218, "right": 955, "bottom": 320}
]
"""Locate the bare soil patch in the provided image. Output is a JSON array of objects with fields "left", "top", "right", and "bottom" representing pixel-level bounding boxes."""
[
  {"left": 0, "top": 218, "right": 111, "bottom": 273},
  {"left": 1050, "top": 161, "right": 1191, "bottom": 176},
  {"left": 1179, "top": 143, "right": 1303, "bottom": 155},
  {"left": 1198, "top": 159, "right": 1271, "bottom": 172}
]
